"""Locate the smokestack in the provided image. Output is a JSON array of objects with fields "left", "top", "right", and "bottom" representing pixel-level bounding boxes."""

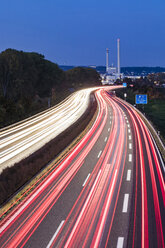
[
  {"left": 117, "top": 39, "right": 120, "bottom": 74},
  {"left": 106, "top": 48, "right": 109, "bottom": 73}
]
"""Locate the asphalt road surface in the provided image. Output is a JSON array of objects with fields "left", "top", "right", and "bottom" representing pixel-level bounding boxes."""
[{"left": 0, "top": 88, "right": 164, "bottom": 248}]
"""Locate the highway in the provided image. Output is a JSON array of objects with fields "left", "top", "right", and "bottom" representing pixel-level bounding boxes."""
[
  {"left": 0, "top": 88, "right": 95, "bottom": 172},
  {"left": 0, "top": 88, "right": 164, "bottom": 248}
]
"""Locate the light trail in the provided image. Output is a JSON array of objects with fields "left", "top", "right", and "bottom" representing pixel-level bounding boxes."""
[
  {"left": 0, "top": 89, "right": 92, "bottom": 171},
  {"left": 0, "top": 87, "right": 164, "bottom": 248},
  {"left": 0, "top": 89, "right": 109, "bottom": 247},
  {"left": 49, "top": 90, "right": 127, "bottom": 247},
  {"left": 114, "top": 96, "right": 165, "bottom": 248},
  {"left": 0, "top": 86, "right": 122, "bottom": 173}
]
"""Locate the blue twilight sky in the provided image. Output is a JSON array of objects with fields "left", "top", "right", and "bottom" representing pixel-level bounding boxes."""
[{"left": 0, "top": 0, "right": 165, "bottom": 67}]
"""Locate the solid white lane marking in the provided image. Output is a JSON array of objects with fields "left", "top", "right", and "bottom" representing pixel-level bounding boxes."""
[
  {"left": 98, "top": 150, "right": 102, "bottom": 158},
  {"left": 117, "top": 237, "right": 124, "bottom": 248},
  {"left": 129, "top": 135, "right": 132, "bottom": 140},
  {"left": 128, "top": 129, "right": 131, "bottom": 133},
  {"left": 105, "top": 137, "right": 107, "bottom": 142},
  {"left": 46, "top": 220, "right": 65, "bottom": 248},
  {"left": 108, "top": 128, "right": 110, "bottom": 132},
  {"left": 122, "top": 194, "right": 129, "bottom": 213},
  {"left": 82, "top": 173, "right": 91, "bottom": 187},
  {"left": 129, "top": 143, "right": 132, "bottom": 149},
  {"left": 129, "top": 154, "right": 132, "bottom": 162},
  {"left": 126, "top": 170, "right": 131, "bottom": 181}
]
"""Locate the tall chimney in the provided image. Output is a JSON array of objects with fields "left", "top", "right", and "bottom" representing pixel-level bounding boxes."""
[
  {"left": 106, "top": 48, "right": 109, "bottom": 73},
  {"left": 117, "top": 39, "right": 120, "bottom": 75}
]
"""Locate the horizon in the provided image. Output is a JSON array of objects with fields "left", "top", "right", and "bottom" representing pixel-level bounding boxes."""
[
  {"left": 0, "top": 0, "right": 165, "bottom": 67},
  {"left": 59, "top": 64, "right": 165, "bottom": 69},
  {"left": 1, "top": 47, "right": 165, "bottom": 69}
]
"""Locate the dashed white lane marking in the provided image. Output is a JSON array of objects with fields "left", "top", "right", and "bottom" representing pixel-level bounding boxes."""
[
  {"left": 82, "top": 173, "right": 91, "bottom": 187},
  {"left": 125, "top": 116, "right": 127, "bottom": 119},
  {"left": 129, "top": 143, "right": 132, "bottom": 149},
  {"left": 126, "top": 120, "right": 129, "bottom": 123},
  {"left": 110, "top": 121, "right": 111, "bottom": 124},
  {"left": 127, "top": 124, "right": 130, "bottom": 128},
  {"left": 117, "top": 237, "right": 124, "bottom": 248},
  {"left": 46, "top": 220, "right": 65, "bottom": 248},
  {"left": 122, "top": 194, "right": 129, "bottom": 213},
  {"left": 108, "top": 128, "right": 110, "bottom": 132},
  {"left": 128, "top": 129, "right": 131, "bottom": 133},
  {"left": 129, "top": 135, "right": 132, "bottom": 140},
  {"left": 98, "top": 150, "right": 102, "bottom": 158},
  {"left": 126, "top": 170, "right": 131, "bottom": 181},
  {"left": 129, "top": 154, "right": 132, "bottom": 162},
  {"left": 105, "top": 137, "right": 107, "bottom": 142}
]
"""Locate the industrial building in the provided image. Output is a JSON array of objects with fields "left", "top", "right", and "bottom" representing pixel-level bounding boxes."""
[{"left": 101, "top": 39, "right": 124, "bottom": 84}]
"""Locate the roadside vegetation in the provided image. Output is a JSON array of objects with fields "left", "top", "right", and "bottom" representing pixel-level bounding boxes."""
[{"left": 115, "top": 74, "right": 165, "bottom": 143}]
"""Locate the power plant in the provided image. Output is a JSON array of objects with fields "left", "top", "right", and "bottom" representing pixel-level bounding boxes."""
[{"left": 101, "top": 39, "right": 123, "bottom": 84}]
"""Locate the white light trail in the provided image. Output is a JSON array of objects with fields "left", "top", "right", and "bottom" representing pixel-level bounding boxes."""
[{"left": 0, "top": 86, "right": 123, "bottom": 173}]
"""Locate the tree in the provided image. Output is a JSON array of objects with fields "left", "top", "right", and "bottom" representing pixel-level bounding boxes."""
[{"left": 0, "top": 49, "right": 101, "bottom": 128}]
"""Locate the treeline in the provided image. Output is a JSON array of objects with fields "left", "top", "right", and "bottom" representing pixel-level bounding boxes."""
[
  {"left": 90, "top": 66, "right": 165, "bottom": 75},
  {"left": 120, "top": 75, "right": 165, "bottom": 99},
  {"left": 147, "top": 72, "right": 165, "bottom": 86},
  {"left": 0, "top": 49, "right": 101, "bottom": 127},
  {"left": 121, "top": 67, "right": 165, "bottom": 75}
]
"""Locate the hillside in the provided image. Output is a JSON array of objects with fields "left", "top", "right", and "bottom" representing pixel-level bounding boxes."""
[{"left": 0, "top": 49, "right": 101, "bottom": 128}]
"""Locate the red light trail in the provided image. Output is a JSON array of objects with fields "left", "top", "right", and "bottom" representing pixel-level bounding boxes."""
[{"left": 0, "top": 88, "right": 164, "bottom": 248}]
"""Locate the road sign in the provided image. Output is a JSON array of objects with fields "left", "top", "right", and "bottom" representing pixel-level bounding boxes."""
[
  {"left": 123, "top": 83, "right": 127, "bottom": 87},
  {"left": 135, "top": 94, "right": 148, "bottom": 104}
]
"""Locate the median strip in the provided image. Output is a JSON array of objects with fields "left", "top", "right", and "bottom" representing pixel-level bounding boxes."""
[{"left": 0, "top": 93, "right": 98, "bottom": 218}]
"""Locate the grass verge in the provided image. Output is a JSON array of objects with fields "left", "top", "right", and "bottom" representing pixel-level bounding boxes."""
[{"left": 115, "top": 88, "right": 165, "bottom": 162}]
